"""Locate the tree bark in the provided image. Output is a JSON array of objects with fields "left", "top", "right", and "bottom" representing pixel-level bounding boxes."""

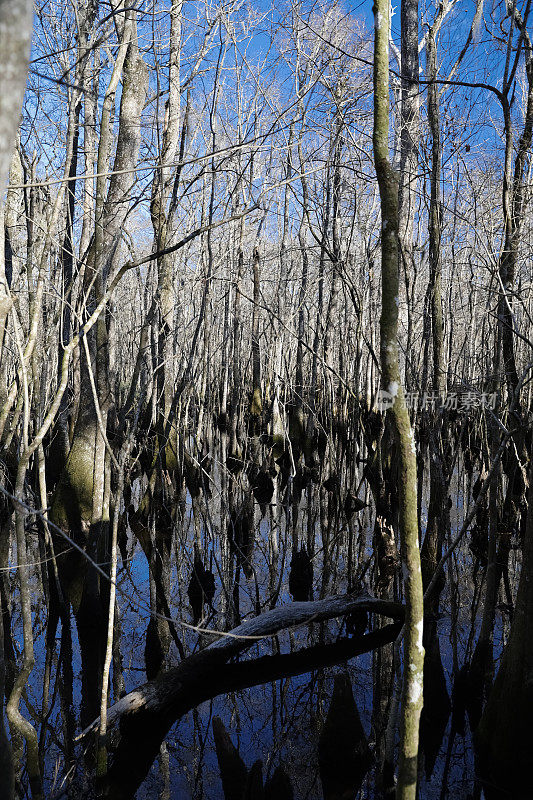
[{"left": 373, "top": 2, "right": 424, "bottom": 798}]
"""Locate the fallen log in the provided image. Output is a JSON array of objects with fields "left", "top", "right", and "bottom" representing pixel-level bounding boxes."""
[{"left": 86, "top": 593, "right": 403, "bottom": 799}]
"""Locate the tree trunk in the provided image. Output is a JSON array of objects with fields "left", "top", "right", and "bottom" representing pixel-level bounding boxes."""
[
  {"left": 476, "top": 461, "right": 533, "bottom": 799},
  {"left": 373, "top": 3, "right": 424, "bottom": 798}
]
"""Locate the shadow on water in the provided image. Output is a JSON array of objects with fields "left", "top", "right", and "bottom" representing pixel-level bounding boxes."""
[{"left": 2, "top": 412, "right": 522, "bottom": 800}]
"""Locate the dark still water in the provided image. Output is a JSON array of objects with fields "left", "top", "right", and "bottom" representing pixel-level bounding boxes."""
[{"left": 5, "top": 437, "right": 512, "bottom": 800}]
